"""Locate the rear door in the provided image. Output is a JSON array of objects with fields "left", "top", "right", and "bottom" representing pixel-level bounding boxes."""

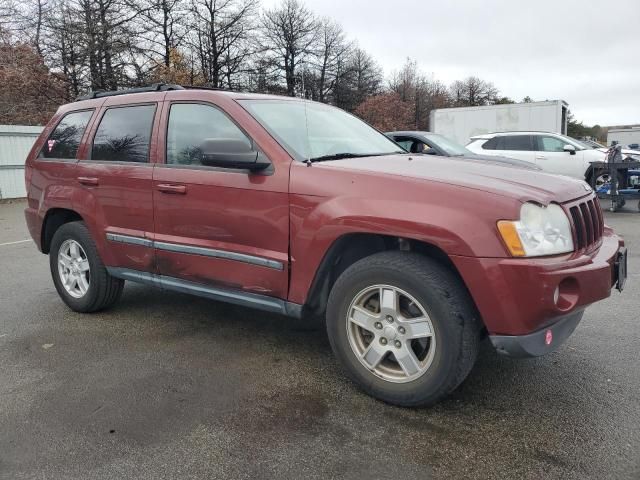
[
  {"left": 74, "top": 98, "right": 161, "bottom": 273},
  {"left": 152, "top": 98, "right": 290, "bottom": 299},
  {"left": 482, "top": 135, "right": 536, "bottom": 163}
]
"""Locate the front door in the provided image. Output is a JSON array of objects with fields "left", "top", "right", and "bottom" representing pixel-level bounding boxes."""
[
  {"left": 74, "top": 101, "right": 159, "bottom": 272},
  {"left": 534, "top": 135, "right": 582, "bottom": 178},
  {"left": 152, "top": 101, "right": 290, "bottom": 299}
]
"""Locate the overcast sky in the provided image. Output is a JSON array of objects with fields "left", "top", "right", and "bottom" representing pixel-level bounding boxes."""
[{"left": 263, "top": 0, "right": 640, "bottom": 126}]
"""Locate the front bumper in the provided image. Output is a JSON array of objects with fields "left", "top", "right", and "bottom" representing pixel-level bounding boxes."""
[
  {"left": 489, "top": 310, "right": 583, "bottom": 357},
  {"left": 451, "top": 230, "right": 625, "bottom": 338}
]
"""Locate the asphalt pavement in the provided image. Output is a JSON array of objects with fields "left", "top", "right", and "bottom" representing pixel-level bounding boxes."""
[{"left": 1, "top": 198, "right": 638, "bottom": 480}]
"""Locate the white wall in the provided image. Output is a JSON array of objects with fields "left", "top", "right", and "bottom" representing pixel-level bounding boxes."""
[
  {"left": 0, "top": 125, "right": 43, "bottom": 199},
  {"left": 607, "top": 128, "right": 640, "bottom": 147}
]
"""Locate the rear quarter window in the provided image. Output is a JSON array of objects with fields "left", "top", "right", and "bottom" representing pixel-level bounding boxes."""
[{"left": 39, "top": 110, "right": 94, "bottom": 159}]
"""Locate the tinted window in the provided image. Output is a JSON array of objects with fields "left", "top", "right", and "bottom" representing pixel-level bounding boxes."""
[
  {"left": 497, "top": 135, "right": 532, "bottom": 151},
  {"left": 481, "top": 137, "right": 498, "bottom": 150},
  {"left": 40, "top": 110, "right": 93, "bottom": 159},
  {"left": 537, "top": 136, "right": 567, "bottom": 152},
  {"left": 393, "top": 138, "right": 413, "bottom": 152},
  {"left": 91, "top": 105, "right": 156, "bottom": 162},
  {"left": 393, "top": 137, "right": 428, "bottom": 153},
  {"left": 166, "top": 103, "right": 250, "bottom": 166}
]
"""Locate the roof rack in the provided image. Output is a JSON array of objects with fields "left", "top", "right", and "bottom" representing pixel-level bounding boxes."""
[
  {"left": 75, "top": 83, "right": 184, "bottom": 101},
  {"left": 181, "top": 85, "right": 233, "bottom": 92}
]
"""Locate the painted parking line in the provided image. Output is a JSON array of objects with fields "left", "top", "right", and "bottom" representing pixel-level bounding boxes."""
[{"left": 0, "top": 239, "right": 31, "bottom": 247}]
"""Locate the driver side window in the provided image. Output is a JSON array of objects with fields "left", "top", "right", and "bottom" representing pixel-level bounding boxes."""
[
  {"left": 166, "top": 103, "right": 251, "bottom": 166},
  {"left": 537, "top": 136, "right": 567, "bottom": 152}
]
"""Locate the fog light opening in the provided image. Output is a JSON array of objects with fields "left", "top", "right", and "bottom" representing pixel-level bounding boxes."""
[{"left": 555, "top": 277, "right": 580, "bottom": 311}]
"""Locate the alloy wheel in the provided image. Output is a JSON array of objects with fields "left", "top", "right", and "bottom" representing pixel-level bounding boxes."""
[
  {"left": 57, "top": 239, "right": 91, "bottom": 298},
  {"left": 346, "top": 285, "right": 436, "bottom": 383}
]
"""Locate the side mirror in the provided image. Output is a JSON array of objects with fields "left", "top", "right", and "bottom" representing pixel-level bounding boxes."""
[
  {"left": 200, "top": 138, "right": 269, "bottom": 171},
  {"left": 563, "top": 144, "right": 576, "bottom": 155}
]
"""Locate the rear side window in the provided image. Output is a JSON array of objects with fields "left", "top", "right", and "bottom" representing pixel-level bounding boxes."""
[
  {"left": 91, "top": 104, "right": 156, "bottom": 163},
  {"left": 496, "top": 135, "right": 533, "bottom": 151},
  {"left": 166, "top": 103, "right": 250, "bottom": 166},
  {"left": 40, "top": 110, "right": 94, "bottom": 159}
]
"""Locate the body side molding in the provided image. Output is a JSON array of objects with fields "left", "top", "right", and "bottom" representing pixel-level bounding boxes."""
[
  {"left": 106, "top": 267, "right": 302, "bottom": 318},
  {"left": 105, "top": 233, "right": 284, "bottom": 270}
]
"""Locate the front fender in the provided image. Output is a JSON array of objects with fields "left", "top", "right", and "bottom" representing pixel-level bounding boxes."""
[{"left": 288, "top": 185, "right": 518, "bottom": 305}]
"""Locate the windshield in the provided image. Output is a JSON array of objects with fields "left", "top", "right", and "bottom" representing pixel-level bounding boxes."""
[
  {"left": 578, "top": 139, "right": 606, "bottom": 149},
  {"left": 239, "top": 99, "right": 403, "bottom": 161},
  {"left": 423, "top": 133, "right": 472, "bottom": 156}
]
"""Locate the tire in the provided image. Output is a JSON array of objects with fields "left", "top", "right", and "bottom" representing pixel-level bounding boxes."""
[
  {"left": 49, "top": 221, "right": 124, "bottom": 313},
  {"left": 326, "top": 251, "right": 481, "bottom": 407},
  {"left": 589, "top": 168, "right": 626, "bottom": 190}
]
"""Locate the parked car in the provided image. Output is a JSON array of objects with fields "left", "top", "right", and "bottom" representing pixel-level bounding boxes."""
[
  {"left": 627, "top": 143, "right": 639, "bottom": 151},
  {"left": 24, "top": 85, "right": 627, "bottom": 407},
  {"left": 467, "top": 131, "right": 610, "bottom": 182},
  {"left": 386, "top": 131, "right": 540, "bottom": 170}
]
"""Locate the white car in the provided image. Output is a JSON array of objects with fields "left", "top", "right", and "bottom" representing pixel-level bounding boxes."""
[{"left": 467, "top": 131, "right": 606, "bottom": 183}]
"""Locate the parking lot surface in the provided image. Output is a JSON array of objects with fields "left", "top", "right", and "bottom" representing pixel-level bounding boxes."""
[{"left": 1, "top": 199, "right": 638, "bottom": 480}]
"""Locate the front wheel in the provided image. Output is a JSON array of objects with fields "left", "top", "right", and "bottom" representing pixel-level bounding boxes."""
[
  {"left": 50, "top": 221, "right": 124, "bottom": 312},
  {"left": 589, "top": 168, "right": 626, "bottom": 191},
  {"left": 326, "top": 251, "right": 481, "bottom": 407}
]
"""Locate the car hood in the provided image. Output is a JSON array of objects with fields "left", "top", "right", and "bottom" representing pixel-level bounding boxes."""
[
  {"left": 323, "top": 154, "right": 591, "bottom": 204},
  {"left": 596, "top": 147, "right": 640, "bottom": 158}
]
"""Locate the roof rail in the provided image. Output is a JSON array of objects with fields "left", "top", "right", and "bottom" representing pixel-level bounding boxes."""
[
  {"left": 181, "top": 85, "right": 233, "bottom": 92},
  {"left": 75, "top": 83, "right": 185, "bottom": 101}
]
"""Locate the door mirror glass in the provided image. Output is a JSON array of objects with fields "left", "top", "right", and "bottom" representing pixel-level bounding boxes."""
[
  {"left": 200, "top": 139, "right": 267, "bottom": 171},
  {"left": 563, "top": 144, "right": 576, "bottom": 155}
]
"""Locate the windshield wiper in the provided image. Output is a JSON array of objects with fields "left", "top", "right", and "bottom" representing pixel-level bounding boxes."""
[{"left": 307, "top": 152, "right": 404, "bottom": 163}]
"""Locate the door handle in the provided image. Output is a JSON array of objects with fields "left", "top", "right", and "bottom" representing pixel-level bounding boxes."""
[
  {"left": 77, "top": 176, "right": 99, "bottom": 186},
  {"left": 156, "top": 184, "right": 187, "bottom": 194},
  {"left": 535, "top": 155, "right": 547, "bottom": 160}
]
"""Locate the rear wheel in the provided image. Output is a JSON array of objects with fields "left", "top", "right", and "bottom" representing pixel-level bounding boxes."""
[
  {"left": 326, "top": 251, "right": 481, "bottom": 407},
  {"left": 50, "top": 222, "right": 124, "bottom": 312}
]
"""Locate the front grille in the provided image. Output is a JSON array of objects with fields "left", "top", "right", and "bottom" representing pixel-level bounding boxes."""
[{"left": 568, "top": 196, "right": 603, "bottom": 251}]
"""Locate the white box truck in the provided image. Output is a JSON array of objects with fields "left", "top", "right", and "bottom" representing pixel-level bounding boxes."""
[{"left": 430, "top": 100, "right": 569, "bottom": 145}]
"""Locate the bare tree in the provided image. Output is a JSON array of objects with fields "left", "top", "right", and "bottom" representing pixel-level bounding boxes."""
[
  {"left": 334, "top": 46, "right": 382, "bottom": 111},
  {"left": 138, "top": 0, "right": 187, "bottom": 70},
  {"left": 449, "top": 76, "right": 499, "bottom": 107},
  {"left": 313, "top": 18, "right": 349, "bottom": 103},
  {"left": 389, "top": 59, "right": 451, "bottom": 129},
  {"left": 189, "top": 0, "right": 258, "bottom": 88},
  {"left": 44, "top": 0, "right": 89, "bottom": 99},
  {"left": 260, "top": 0, "right": 318, "bottom": 96}
]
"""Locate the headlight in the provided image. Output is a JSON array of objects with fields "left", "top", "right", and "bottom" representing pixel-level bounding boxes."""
[{"left": 497, "top": 203, "right": 574, "bottom": 257}]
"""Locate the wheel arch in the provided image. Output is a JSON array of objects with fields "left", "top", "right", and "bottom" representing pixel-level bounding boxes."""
[
  {"left": 41, "top": 208, "right": 84, "bottom": 254},
  {"left": 302, "top": 232, "right": 479, "bottom": 323}
]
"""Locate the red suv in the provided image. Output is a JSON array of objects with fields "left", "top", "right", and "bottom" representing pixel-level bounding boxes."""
[{"left": 24, "top": 84, "right": 627, "bottom": 406}]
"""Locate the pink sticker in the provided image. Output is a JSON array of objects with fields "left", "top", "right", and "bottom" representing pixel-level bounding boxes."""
[{"left": 47, "top": 139, "right": 56, "bottom": 152}]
